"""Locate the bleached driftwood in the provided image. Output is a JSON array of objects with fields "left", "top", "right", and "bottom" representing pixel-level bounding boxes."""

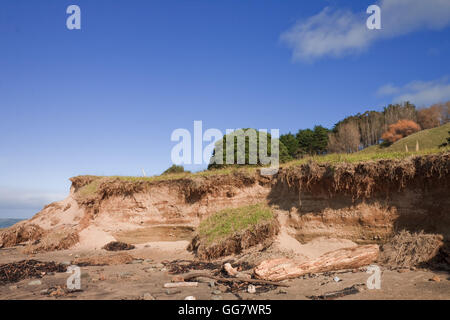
[
  {"left": 163, "top": 282, "right": 198, "bottom": 288},
  {"left": 223, "top": 263, "right": 251, "bottom": 279},
  {"left": 223, "top": 263, "right": 238, "bottom": 276},
  {"left": 254, "top": 244, "right": 379, "bottom": 281}
]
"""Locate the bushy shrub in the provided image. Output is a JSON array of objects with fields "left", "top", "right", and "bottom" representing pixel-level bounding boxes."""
[
  {"left": 162, "top": 164, "right": 188, "bottom": 175},
  {"left": 381, "top": 120, "right": 421, "bottom": 144}
]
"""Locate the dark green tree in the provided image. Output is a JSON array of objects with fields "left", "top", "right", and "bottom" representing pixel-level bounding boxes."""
[
  {"left": 280, "top": 132, "right": 299, "bottom": 158},
  {"left": 311, "top": 125, "right": 329, "bottom": 154},
  {"left": 279, "top": 142, "right": 293, "bottom": 163},
  {"left": 208, "top": 129, "right": 291, "bottom": 170},
  {"left": 296, "top": 126, "right": 329, "bottom": 155},
  {"left": 296, "top": 129, "right": 315, "bottom": 155}
]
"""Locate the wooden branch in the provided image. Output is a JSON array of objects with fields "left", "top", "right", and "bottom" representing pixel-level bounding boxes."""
[
  {"left": 223, "top": 263, "right": 238, "bottom": 276},
  {"left": 183, "top": 272, "right": 289, "bottom": 287},
  {"left": 223, "top": 263, "right": 251, "bottom": 279}
]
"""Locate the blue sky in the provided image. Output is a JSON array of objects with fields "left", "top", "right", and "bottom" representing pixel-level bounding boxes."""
[{"left": 1, "top": 0, "right": 450, "bottom": 218}]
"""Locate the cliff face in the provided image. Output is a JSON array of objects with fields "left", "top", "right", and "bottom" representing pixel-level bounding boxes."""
[
  {"left": 268, "top": 153, "right": 450, "bottom": 243},
  {"left": 1, "top": 153, "right": 449, "bottom": 252}
]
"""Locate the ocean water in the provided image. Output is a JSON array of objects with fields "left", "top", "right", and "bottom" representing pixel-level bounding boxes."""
[{"left": 0, "top": 219, "right": 23, "bottom": 229}]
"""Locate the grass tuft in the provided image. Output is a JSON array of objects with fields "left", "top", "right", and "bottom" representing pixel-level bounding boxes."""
[{"left": 197, "top": 203, "right": 274, "bottom": 244}]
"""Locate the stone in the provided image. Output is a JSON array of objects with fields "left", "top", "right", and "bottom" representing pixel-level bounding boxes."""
[
  {"left": 131, "top": 259, "right": 144, "bottom": 264},
  {"left": 212, "top": 290, "right": 222, "bottom": 295},
  {"left": 49, "top": 287, "right": 65, "bottom": 297},
  {"left": 28, "top": 280, "right": 42, "bottom": 286},
  {"left": 155, "top": 263, "right": 164, "bottom": 268},
  {"left": 429, "top": 275, "right": 441, "bottom": 282},
  {"left": 278, "top": 289, "right": 288, "bottom": 294},
  {"left": 119, "top": 272, "right": 134, "bottom": 278},
  {"left": 247, "top": 284, "right": 256, "bottom": 294},
  {"left": 184, "top": 296, "right": 196, "bottom": 300},
  {"left": 9, "top": 285, "right": 18, "bottom": 290},
  {"left": 171, "top": 275, "right": 184, "bottom": 282},
  {"left": 166, "top": 289, "right": 182, "bottom": 295},
  {"left": 143, "top": 293, "right": 155, "bottom": 300}
]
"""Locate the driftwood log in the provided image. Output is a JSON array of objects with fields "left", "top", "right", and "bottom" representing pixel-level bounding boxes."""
[
  {"left": 183, "top": 272, "right": 289, "bottom": 287},
  {"left": 254, "top": 244, "right": 379, "bottom": 281},
  {"left": 163, "top": 282, "right": 198, "bottom": 288}
]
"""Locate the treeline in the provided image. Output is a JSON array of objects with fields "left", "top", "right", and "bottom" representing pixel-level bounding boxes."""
[
  {"left": 165, "top": 101, "right": 449, "bottom": 175},
  {"left": 280, "top": 101, "right": 450, "bottom": 157},
  {"left": 280, "top": 126, "right": 329, "bottom": 157}
]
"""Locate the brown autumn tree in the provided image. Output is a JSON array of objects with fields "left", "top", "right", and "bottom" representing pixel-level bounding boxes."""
[
  {"left": 381, "top": 119, "right": 421, "bottom": 144},
  {"left": 417, "top": 104, "right": 443, "bottom": 129},
  {"left": 327, "top": 122, "right": 361, "bottom": 153},
  {"left": 332, "top": 102, "right": 418, "bottom": 149},
  {"left": 441, "top": 101, "right": 450, "bottom": 124}
]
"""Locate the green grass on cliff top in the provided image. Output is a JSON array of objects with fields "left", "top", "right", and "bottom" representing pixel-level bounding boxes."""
[{"left": 76, "top": 145, "right": 449, "bottom": 196}]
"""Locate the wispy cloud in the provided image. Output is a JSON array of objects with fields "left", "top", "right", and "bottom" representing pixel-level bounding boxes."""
[
  {"left": 377, "top": 77, "right": 450, "bottom": 106},
  {"left": 0, "top": 188, "right": 66, "bottom": 219},
  {"left": 281, "top": 0, "right": 450, "bottom": 61},
  {"left": 377, "top": 83, "right": 400, "bottom": 96}
]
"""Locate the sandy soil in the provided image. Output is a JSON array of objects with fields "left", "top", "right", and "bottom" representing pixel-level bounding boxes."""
[{"left": 1, "top": 239, "right": 449, "bottom": 300}]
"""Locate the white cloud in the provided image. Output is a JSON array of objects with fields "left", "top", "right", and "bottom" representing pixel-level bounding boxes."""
[
  {"left": 281, "top": 0, "right": 450, "bottom": 61},
  {"left": 377, "top": 78, "right": 450, "bottom": 106},
  {"left": 0, "top": 188, "right": 66, "bottom": 218},
  {"left": 377, "top": 83, "right": 400, "bottom": 96}
]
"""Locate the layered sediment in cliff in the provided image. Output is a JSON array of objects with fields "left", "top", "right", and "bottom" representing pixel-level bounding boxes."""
[{"left": 1, "top": 153, "right": 448, "bottom": 254}]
